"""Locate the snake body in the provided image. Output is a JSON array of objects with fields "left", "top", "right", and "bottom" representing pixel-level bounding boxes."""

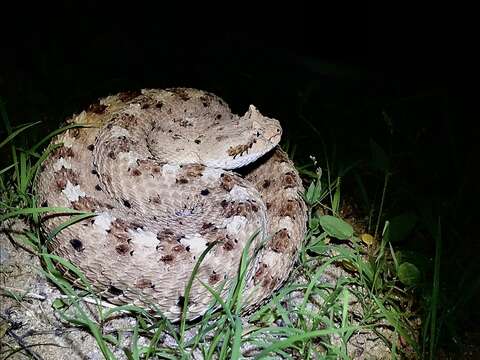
[{"left": 34, "top": 88, "right": 307, "bottom": 320}]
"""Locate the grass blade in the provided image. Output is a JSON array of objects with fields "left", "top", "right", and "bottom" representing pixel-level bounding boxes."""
[
  {"left": 179, "top": 241, "right": 218, "bottom": 348},
  {"left": 0, "top": 121, "right": 42, "bottom": 149},
  {"left": 45, "top": 212, "right": 96, "bottom": 243},
  {"left": 0, "top": 206, "right": 87, "bottom": 222},
  {"left": 230, "top": 316, "right": 243, "bottom": 360},
  {"left": 30, "top": 123, "right": 96, "bottom": 153},
  {"left": 254, "top": 327, "right": 358, "bottom": 359}
]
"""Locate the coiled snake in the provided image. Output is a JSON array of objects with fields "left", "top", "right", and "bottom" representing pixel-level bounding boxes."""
[{"left": 34, "top": 88, "right": 307, "bottom": 321}]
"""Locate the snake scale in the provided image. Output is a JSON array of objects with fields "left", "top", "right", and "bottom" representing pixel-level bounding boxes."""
[{"left": 34, "top": 88, "right": 307, "bottom": 321}]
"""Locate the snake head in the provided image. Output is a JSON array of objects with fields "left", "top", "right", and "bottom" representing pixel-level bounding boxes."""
[
  {"left": 210, "top": 105, "right": 283, "bottom": 169},
  {"left": 246, "top": 105, "right": 282, "bottom": 146}
]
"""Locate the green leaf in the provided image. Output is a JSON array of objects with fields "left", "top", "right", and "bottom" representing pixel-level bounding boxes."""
[
  {"left": 308, "top": 216, "right": 320, "bottom": 231},
  {"left": 305, "top": 181, "right": 316, "bottom": 205},
  {"left": 313, "top": 180, "right": 322, "bottom": 202},
  {"left": 398, "top": 262, "right": 421, "bottom": 287},
  {"left": 307, "top": 244, "right": 329, "bottom": 255},
  {"left": 319, "top": 215, "right": 353, "bottom": 240},
  {"left": 304, "top": 179, "right": 322, "bottom": 206},
  {"left": 396, "top": 250, "right": 430, "bottom": 274},
  {"left": 52, "top": 298, "right": 67, "bottom": 310}
]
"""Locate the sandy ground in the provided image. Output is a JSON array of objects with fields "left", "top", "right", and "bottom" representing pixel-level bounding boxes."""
[
  {"left": 1, "top": 219, "right": 413, "bottom": 359},
  {"left": 0, "top": 220, "right": 133, "bottom": 359}
]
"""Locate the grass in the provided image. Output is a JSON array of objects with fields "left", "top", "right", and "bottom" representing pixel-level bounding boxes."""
[{"left": 0, "top": 97, "right": 444, "bottom": 359}]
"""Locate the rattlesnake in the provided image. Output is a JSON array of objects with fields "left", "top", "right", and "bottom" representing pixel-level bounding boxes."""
[{"left": 34, "top": 88, "right": 307, "bottom": 321}]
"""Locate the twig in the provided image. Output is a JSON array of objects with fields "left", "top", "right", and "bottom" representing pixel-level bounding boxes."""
[
  {"left": 4, "top": 328, "right": 45, "bottom": 360},
  {"left": 60, "top": 294, "right": 118, "bottom": 309},
  {"left": 0, "top": 286, "right": 47, "bottom": 301}
]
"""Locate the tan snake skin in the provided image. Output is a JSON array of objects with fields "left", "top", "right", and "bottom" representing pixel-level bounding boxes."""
[{"left": 34, "top": 88, "right": 307, "bottom": 321}]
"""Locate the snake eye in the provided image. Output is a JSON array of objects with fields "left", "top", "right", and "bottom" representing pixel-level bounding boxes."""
[{"left": 256, "top": 131, "right": 260, "bottom": 137}]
